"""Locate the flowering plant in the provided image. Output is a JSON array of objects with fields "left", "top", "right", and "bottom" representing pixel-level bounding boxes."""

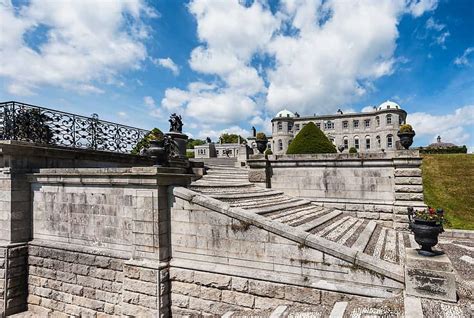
[{"left": 413, "top": 207, "right": 445, "bottom": 224}]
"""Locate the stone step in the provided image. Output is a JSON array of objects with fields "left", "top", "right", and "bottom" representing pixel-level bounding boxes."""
[
  {"left": 297, "top": 209, "right": 342, "bottom": 232},
  {"left": 324, "top": 217, "right": 359, "bottom": 242},
  {"left": 192, "top": 180, "right": 252, "bottom": 187},
  {"left": 202, "top": 176, "right": 249, "bottom": 181},
  {"left": 210, "top": 189, "right": 284, "bottom": 200},
  {"left": 248, "top": 199, "right": 311, "bottom": 215},
  {"left": 278, "top": 207, "right": 326, "bottom": 225},
  {"left": 266, "top": 204, "right": 322, "bottom": 220},
  {"left": 207, "top": 169, "right": 248, "bottom": 175},
  {"left": 352, "top": 220, "right": 377, "bottom": 252},
  {"left": 229, "top": 195, "right": 291, "bottom": 208},
  {"left": 314, "top": 216, "right": 349, "bottom": 236},
  {"left": 336, "top": 219, "right": 364, "bottom": 245}
]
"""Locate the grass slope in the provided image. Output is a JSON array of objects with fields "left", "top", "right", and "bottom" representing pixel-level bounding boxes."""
[{"left": 422, "top": 154, "right": 474, "bottom": 230}]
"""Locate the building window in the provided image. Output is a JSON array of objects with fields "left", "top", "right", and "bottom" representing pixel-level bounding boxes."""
[
  {"left": 386, "top": 114, "right": 392, "bottom": 125},
  {"left": 376, "top": 116, "right": 380, "bottom": 127},
  {"left": 330, "top": 137, "right": 335, "bottom": 145},
  {"left": 354, "top": 136, "right": 359, "bottom": 149},
  {"left": 324, "top": 121, "right": 334, "bottom": 130},
  {"left": 399, "top": 116, "right": 403, "bottom": 125},
  {"left": 288, "top": 139, "right": 292, "bottom": 146},
  {"left": 277, "top": 122, "right": 283, "bottom": 131},
  {"left": 343, "top": 137, "right": 348, "bottom": 149},
  {"left": 295, "top": 124, "right": 300, "bottom": 131},
  {"left": 387, "top": 134, "right": 393, "bottom": 148},
  {"left": 288, "top": 122, "right": 293, "bottom": 131},
  {"left": 278, "top": 139, "right": 283, "bottom": 151},
  {"left": 353, "top": 120, "right": 359, "bottom": 128},
  {"left": 364, "top": 119, "right": 370, "bottom": 128},
  {"left": 316, "top": 123, "right": 321, "bottom": 129},
  {"left": 343, "top": 121, "right": 348, "bottom": 129},
  {"left": 376, "top": 135, "right": 381, "bottom": 148},
  {"left": 365, "top": 136, "right": 371, "bottom": 149},
  {"left": 216, "top": 150, "right": 219, "bottom": 155}
]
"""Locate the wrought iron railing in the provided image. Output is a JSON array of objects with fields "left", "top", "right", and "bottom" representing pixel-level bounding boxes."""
[{"left": 0, "top": 101, "right": 149, "bottom": 153}]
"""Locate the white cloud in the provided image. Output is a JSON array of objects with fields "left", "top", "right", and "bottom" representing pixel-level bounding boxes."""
[
  {"left": 407, "top": 0, "right": 438, "bottom": 17},
  {"left": 0, "top": 0, "right": 155, "bottom": 95},
  {"left": 408, "top": 105, "right": 474, "bottom": 146},
  {"left": 117, "top": 111, "right": 127, "bottom": 117},
  {"left": 454, "top": 47, "right": 474, "bottom": 66},
  {"left": 361, "top": 106, "right": 376, "bottom": 113},
  {"left": 425, "top": 17, "right": 445, "bottom": 31},
  {"left": 197, "top": 125, "right": 250, "bottom": 140},
  {"left": 160, "top": 0, "right": 439, "bottom": 128},
  {"left": 153, "top": 57, "right": 180, "bottom": 75},
  {"left": 144, "top": 96, "right": 156, "bottom": 107}
]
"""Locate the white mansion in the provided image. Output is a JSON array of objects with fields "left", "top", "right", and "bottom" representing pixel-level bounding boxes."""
[{"left": 270, "top": 100, "right": 407, "bottom": 154}]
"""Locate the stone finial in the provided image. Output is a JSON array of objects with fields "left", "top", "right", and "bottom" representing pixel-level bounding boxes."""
[{"left": 437, "top": 135, "right": 441, "bottom": 143}]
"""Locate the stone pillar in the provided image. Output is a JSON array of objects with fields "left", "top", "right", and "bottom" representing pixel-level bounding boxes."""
[
  {"left": 122, "top": 260, "right": 170, "bottom": 318},
  {"left": 392, "top": 150, "right": 426, "bottom": 229},
  {"left": 405, "top": 248, "right": 456, "bottom": 302}
]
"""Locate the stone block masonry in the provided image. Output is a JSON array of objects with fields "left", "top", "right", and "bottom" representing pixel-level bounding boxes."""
[
  {"left": 247, "top": 151, "right": 426, "bottom": 228},
  {"left": 170, "top": 188, "right": 405, "bottom": 316},
  {"left": 0, "top": 243, "right": 28, "bottom": 316}
]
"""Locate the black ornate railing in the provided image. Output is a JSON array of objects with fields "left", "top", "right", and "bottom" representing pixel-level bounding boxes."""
[{"left": 0, "top": 101, "right": 149, "bottom": 153}]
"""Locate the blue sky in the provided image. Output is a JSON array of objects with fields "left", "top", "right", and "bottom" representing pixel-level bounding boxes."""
[{"left": 0, "top": 0, "right": 473, "bottom": 150}]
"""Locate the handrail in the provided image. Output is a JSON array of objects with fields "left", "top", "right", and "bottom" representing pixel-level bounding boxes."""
[{"left": 0, "top": 101, "right": 149, "bottom": 154}]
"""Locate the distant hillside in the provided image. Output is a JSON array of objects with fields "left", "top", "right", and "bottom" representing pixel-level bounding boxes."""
[{"left": 422, "top": 154, "right": 474, "bottom": 230}]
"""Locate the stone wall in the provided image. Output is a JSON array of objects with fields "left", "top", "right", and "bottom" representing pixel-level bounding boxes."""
[
  {"left": 0, "top": 165, "right": 194, "bottom": 317},
  {"left": 0, "top": 244, "right": 28, "bottom": 316},
  {"left": 170, "top": 187, "right": 404, "bottom": 316},
  {"left": 247, "top": 151, "right": 426, "bottom": 228}
]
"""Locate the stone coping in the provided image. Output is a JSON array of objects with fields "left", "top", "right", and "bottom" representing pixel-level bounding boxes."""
[
  {"left": 173, "top": 187, "right": 405, "bottom": 283},
  {"left": 28, "top": 239, "right": 133, "bottom": 260},
  {"left": 441, "top": 228, "right": 474, "bottom": 239},
  {"left": 249, "top": 150, "right": 419, "bottom": 162},
  {"left": 0, "top": 140, "right": 155, "bottom": 165},
  {"left": 27, "top": 166, "right": 195, "bottom": 186}
]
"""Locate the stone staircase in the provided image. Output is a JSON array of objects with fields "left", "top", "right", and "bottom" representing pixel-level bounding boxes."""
[{"left": 190, "top": 164, "right": 417, "bottom": 267}]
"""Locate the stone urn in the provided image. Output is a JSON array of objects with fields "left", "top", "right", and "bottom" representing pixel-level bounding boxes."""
[
  {"left": 397, "top": 130, "right": 415, "bottom": 150},
  {"left": 255, "top": 139, "right": 268, "bottom": 154},
  {"left": 141, "top": 139, "right": 168, "bottom": 165},
  {"left": 408, "top": 207, "right": 444, "bottom": 256},
  {"left": 338, "top": 145, "right": 345, "bottom": 153}
]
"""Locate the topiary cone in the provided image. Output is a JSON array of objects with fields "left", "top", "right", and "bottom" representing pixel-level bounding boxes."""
[{"left": 286, "top": 122, "right": 337, "bottom": 154}]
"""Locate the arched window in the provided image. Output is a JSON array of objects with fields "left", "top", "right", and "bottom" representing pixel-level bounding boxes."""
[
  {"left": 376, "top": 116, "right": 380, "bottom": 127},
  {"left": 278, "top": 139, "right": 283, "bottom": 151},
  {"left": 343, "top": 136, "right": 348, "bottom": 149},
  {"left": 354, "top": 136, "right": 360, "bottom": 149},
  {"left": 387, "top": 134, "right": 393, "bottom": 148},
  {"left": 365, "top": 136, "right": 371, "bottom": 150},
  {"left": 277, "top": 122, "right": 282, "bottom": 131},
  {"left": 386, "top": 114, "right": 392, "bottom": 125},
  {"left": 288, "top": 122, "right": 293, "bottom": 131},
  {"left": 399, "top": 116, "right": 403, "bottom": 125},
  {"left": 376, "top": 135, "right": 381, "bottom": 148},
  {"left": 288, "top": 139, "right": 292, "bottom": 146}
]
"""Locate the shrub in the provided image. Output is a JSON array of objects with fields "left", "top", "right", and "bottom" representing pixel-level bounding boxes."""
[
  {"left": 399, "top": 124, "right": 414, "bottom": 133},
  {"left": 264, "top": 148, "right": 273, "bottom": 155},
  {"left": 131, "top": 128, "right": 164, "bottom": 155},
  {"left": 286, "top": 122, "right": 336, "bottom": 154},
  {"left": 349, "top": 147, "right": 358, "bottom": 154},
  {"left": 420, "top": 145, "right": 467, "bottom": 154},
  {"left": 256, "top": 132, "right": 267, "bottom": 140},
  {"left": 186, "top": 151, "right": 195, "bottom": 158}
]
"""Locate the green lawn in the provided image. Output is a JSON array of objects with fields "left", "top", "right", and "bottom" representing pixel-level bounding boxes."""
[{"left": 422, "top": 154, "right": 474, "bottom": 230}]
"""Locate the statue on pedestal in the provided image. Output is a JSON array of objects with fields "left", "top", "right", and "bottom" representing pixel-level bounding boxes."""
[{"left": 169, "top": 113, "right": 183, "bottom": 133}]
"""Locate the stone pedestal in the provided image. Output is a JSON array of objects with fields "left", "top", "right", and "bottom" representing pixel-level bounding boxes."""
[
  {"left": 166, "top": 132, "right": 188, "bottom": 160},
  {"left": 405, "top": 248, "right": 456, "bottom": 302}
]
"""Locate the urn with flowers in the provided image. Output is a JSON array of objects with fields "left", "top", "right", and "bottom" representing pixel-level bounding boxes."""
[{"left": 408, "top": 206, "right": 445, "bottom": 256}]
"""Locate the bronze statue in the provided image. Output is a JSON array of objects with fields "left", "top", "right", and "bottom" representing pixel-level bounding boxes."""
[
  {"left": 169, "top": 113, "right": 183, "bottom": 133},
  {"left": 206, "top": 137, "right": 212, "bottom": 143}
]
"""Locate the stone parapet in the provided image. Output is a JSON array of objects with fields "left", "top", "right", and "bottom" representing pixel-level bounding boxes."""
[{"left": 247, "top": 150, "right": 425, "bottom": 228}]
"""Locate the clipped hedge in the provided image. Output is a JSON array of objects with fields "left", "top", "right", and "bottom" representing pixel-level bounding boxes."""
[
  {"left": 286, "top": 122, "right": 336, "bottom": 154},
  {"left": 420, "top": 145, "right": 467, "bottom": 154}
]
